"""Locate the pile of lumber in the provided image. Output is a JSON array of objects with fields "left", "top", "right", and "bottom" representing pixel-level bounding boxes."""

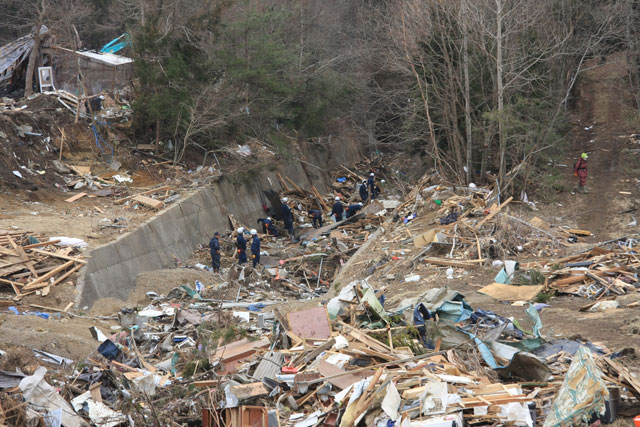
[
  {"left": 531, "top": 245, "right": 640, "bottom": 299},
  {"left": 0, "top": 230, "right": 85, "bottom": 301}
]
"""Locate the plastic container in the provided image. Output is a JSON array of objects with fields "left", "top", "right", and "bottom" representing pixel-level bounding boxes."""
[{"left": 634, "top": 415, "right": 640, "bottom": 427}]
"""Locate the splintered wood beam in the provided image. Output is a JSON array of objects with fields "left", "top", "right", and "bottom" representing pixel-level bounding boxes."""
[
  {"left": 276, "top": 172, "right": 291, "bottom": 192},
  {"left": 27, "top": 248, "right": 87, "bottom": 263},
  {"left": 311, "top": 185, "right": 330, "bottom": 212},
  {"left": 22, "top": 240, "right": 60, "bottom": 249},
  {"left": 475, "top": 196, "right": 513, "bottom": 229},
  {"left": 113, "top": 185, "right": 170, "bottom": 204},
  {"left": 22, "top": 260, "right": 75, "bottom": 291},
  {"left": 7, "top": 236, "right": 38, "bottom": 278},
  {"left": 285, "top": 176, "right": 306, "bottom": 195}
]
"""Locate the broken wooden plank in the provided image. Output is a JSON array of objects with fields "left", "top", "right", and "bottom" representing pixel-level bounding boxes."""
[
  {"left": 551, "top": 274, "right": 587, "bottom": 287},
  {"left": 22, "top": 260, "right": 75, "bottom": 291},
  {"left": 28, "top": 303, "right": 73, "bottom": 313},
  {"left": 475, "top": 196, "right": 513, "bottom": 229},
  {"left": 113, "top": 185, "right": 170, "bottom": 204},
  {"left": 48, "top": 263, "right": 82, "bottom": 288},
  {"left": 132, "top": 195, "right": 163, "bottom": 209},
  {"left": 22, "top": 240, "right": 60, "bottom": 249},
  {"left": 422, "top": 257, "right": 481, "bottom": 268},
  {"left": 7, "top": 236, "right": 37, "bottom": 278},
  {"left": 68, "top": 165, "right": 91, "bottom": 176},
  {"left": 27, "top": 248, "right": 86, "bottom": 263},
  {"left": 565, "top": 228, "right": 593, "bottom": 236},
  {"left": 192, "top": 379, "right": 221, "bottom": 388},
  {"left": 65, "top": 192, "right": 87, "bottom": 203}
]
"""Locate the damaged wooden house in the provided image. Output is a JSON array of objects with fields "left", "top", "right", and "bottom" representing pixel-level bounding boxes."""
[{"left": 0, "top": 26, "right": 133, "bottom": 97}]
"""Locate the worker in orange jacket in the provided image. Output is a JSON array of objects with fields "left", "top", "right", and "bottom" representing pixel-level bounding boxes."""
[{"left": 574, "top": 152, "right": 588, "bottom": 193}]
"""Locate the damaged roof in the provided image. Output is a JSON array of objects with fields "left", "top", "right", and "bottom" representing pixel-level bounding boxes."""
[
  {"left": 75, "top": 50, "right": 133, "bottom": 66},
  {"left": 52, "top": 46, "right": 133, "bottom": 66},
  {"left": 0, "top": 26, "right": 48, "bottom": 87}
]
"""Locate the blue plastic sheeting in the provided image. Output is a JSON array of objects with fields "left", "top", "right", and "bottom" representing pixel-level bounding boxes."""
[
  {"left": 100, "top": 33, "right": 131, "bottom": 54},
  {"left": 91, "top": 124, "right": 113, "bottom": 156},
  {"left": 461, "top": 328, "right": 500, "bottom": 369},
  {"left": 413, "top": 303, "right": 434, "bottom": 348},
  {"left": 437, "top": 300, "right": 472, "bottom": 323},
  {"left": 8, "top": 306, "right": 50, "bottom": 319},
  {"left": 525, "top": 303, "right": 543, "bottom": 338},
  {"left": 97, "top": 340, "right": 121, "bottom": 360},
  {"left": 533, "top": 339, "right": 606, "bottom": 359}
]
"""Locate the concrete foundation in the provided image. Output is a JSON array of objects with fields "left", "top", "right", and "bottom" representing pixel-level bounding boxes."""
[{"left": 77, "top": 138, "right": 360, "bottom": 309}]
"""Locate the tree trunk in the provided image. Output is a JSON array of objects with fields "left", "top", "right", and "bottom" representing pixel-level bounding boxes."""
[
  {"left": 24, "top": 24, "right": 43, "bottom": 97},
  {"left": 155, "top": 119, "right": 161, "bottom": 154},
  {"left": 496, "top": 0, "right": 506, "bottom": 190},
  {"left": 462, "top": 0, "right": 473, "bottom": 184}
]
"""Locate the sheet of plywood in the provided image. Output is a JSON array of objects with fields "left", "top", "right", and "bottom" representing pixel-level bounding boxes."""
[
  {"left": 211, "top": 338, "right": 270, "bottom": 364},
  {"left": 478, "top": 282, "right": 543, "bottom": 301},
  {"left": 317, "top": 360, "right": 363, "bottom": 390},
  {"left": 287, "top": 306, "right": 331, "bottom": 340}
]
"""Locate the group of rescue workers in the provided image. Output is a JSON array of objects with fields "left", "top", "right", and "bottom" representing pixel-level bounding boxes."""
[
  {"left": 208, "top": 172, "right": 382, "bottom": 272},
  {"left": 209, "top": 154, "right": 591, "bottom": 271}
]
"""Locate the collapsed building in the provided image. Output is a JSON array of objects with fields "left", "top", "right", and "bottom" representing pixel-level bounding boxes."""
[{"left": 0, "top": 27, "right": 133, "bottom": 97}]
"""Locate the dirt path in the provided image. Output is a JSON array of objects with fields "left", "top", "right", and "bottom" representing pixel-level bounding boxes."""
[{"left": 566, "top": 52, "right": 640, "bottom": 240}]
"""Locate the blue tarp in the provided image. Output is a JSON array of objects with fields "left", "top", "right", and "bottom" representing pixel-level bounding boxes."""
[{"left": 100, "top": 33, "right": 131, "bottom": 54}]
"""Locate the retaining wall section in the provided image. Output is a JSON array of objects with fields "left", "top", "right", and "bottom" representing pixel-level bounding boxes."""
[{"left": 77, "top": 137, "right": 360, "bottom": 308}]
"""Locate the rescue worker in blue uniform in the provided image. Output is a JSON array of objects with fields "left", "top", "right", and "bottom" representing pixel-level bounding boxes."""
[
  {"left": 257, "top": 217, "right": 278, "bottom": 236},
  {"left": 209, "top": 231, "right": 221, "bottom": 272},
  {"left": 359, "top": 180, "right": 369, "bottom": 203},
  {"left": 346, "top": 202, "right": 363, "bottom": 219},
  {"left": 236, "top": 227, "right": 247, "bottom": 264},
  {"left": 281, "top": 197, "right": 294, "bottom": 235},
  {"left": 250, "top": 229, "right": 260, "bottom": 268},
  {"left": 331, "top": 197, "right": 344, "bottom": 222},
  {"left": 368, "top": 173, "right": 378, "bottom": 200},
  {"left": 308, "top": 209, "right": 323, "bottom": 228}
]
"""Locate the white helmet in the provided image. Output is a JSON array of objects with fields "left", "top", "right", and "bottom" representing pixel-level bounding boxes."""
[
  {"left": 250, "top": 229, "right": 257, "bottom": 235},
  {"left": 282, "top": 197, "right": 288, "bottom": 202},
  {"left": 358, "top": 202, "right": 363, "bottom": 207},
  {"left": 237, "top": 227, "right": 244, "bottom": 234},
  {"left": 370, "top": 172, "right": 374, "bottom": 176},
  {"left": 267, "top": 217, "right": 272, "bottom": 221},
  {"left": 335, "top": 197, "right": 340, "bottom": 201}
]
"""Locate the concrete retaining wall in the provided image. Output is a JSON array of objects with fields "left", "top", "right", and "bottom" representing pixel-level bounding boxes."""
[{"left": 77, "top": 137, "right": 360, "bottom": 308}]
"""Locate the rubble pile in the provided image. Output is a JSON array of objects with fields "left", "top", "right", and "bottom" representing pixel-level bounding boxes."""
[
  {"left": 533, "top": 243, "right": 640, "bottom": 305},
  {"left": 1, "top": 172, "right": 639, "bottom": 426},
  {"left": 0, "top": 229, "right": 85, "bottom": 303},
  {"left": 2, "top": 275, "right": 637, "bottom": 426}
]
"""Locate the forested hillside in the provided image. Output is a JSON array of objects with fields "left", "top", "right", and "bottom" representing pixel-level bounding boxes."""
[{"left": 2, "top": 0, "right": 639, "bottom": 193}]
